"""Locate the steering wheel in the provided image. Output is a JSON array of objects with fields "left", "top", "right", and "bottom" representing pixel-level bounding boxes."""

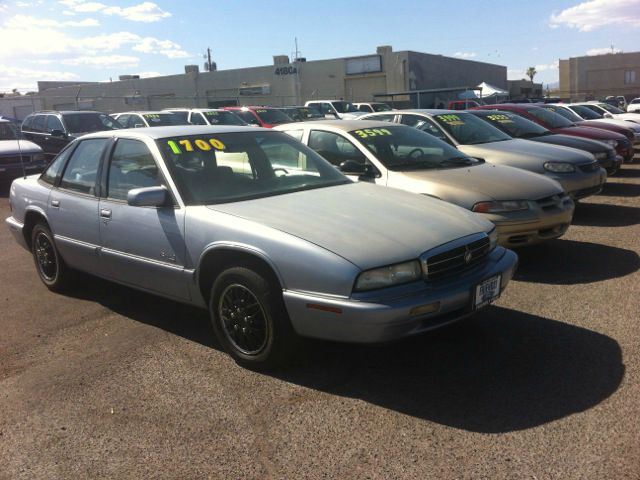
[{"left": 273, "top": 167, "right": 289, "bottom": 176}]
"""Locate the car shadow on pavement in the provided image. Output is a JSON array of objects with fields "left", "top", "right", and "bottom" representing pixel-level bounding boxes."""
[
  {"left": 513, "top": 239, "right": 640, "bottom": 284},
  {"left": 0, "top": 182, "right": 10, "bottom": 198},
  {"left": 572, "top": 202, "right": 640, "bottom": 227},
  {"left": 614, "top": 167, "right": 640, "bottom": 178},
  {"left": 275, "top": 306, "right": 624, "bottom": 433},
  {"left": 599, "top": 182, "right": 640, "bottom": 197}
]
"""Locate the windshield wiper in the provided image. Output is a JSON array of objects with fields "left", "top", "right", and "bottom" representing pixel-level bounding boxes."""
[{"left": 391, "top": 161, "right": 439, "bottom": 171}]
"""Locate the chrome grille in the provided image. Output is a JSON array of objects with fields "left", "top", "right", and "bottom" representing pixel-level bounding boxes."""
[{"left": 423, "top": 236, "right": 490, "bottom": 281}]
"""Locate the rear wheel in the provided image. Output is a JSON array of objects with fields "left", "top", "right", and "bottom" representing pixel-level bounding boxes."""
[
  {"left": 31, "top": 222, "right": 73, "bottom": 292},
  {"left": 209, "top": 267, "right": 297, "bottom": 369}
]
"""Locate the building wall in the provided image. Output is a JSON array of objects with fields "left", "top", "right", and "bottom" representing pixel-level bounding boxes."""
[
  {"left": 30, "top": 46, "right": 504, "bottom": 114},
  {"left": 559, "top": 51, "right": 640, "bottom": 100},
  {"left": 507, "top": 79, "right": 543, "bottom": 99},
  {"left": 0, "top": 95, "right": 43, "bottom": 120}
]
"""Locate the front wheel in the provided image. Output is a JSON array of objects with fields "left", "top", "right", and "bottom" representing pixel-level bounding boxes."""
[
  {"left": 209, "top": 267, "right": 297, "bottom": 369},
  {"left": 31, "top": 222, "right": 73, "bottom": 292}
]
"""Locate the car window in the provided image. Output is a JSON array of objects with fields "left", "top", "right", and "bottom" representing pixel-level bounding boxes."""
[
  {"left": 478, "top": 112, "right": 547, "bottom": 138},
  {"left": 158, "top": 131, "right": 349, "bottom": 205},
  {"left": 190, "top": 112, "right": 207, "bottom": 125},
  {"left": 372, "top": 104, "right": 392, "bottom": 112},
  {"left": 107, "top": 139, "right": 161, "bottom": 201},
  {"left": 358, "top": 105, "right": 373, "bottom": 112},
  {"left": 22, "top": 116, "right": 34, "bottom": 131},
  {"left": 371, "top": 114, "right": 395, "bottom": 122},
  {"left": 59, "top": 138, "right": 108, "bottom": 194},
  {"left": 308, "top": 130, "right": 367, "bottom": 165},
  {"left": 63, "top": 113, "right": 120, "bottom": 133},
  {"left": 525, "top": 107, "right": 573, "bottom": 129},
  {"left": 141, "top": 113, "right": 185, "bottom": 126},
  {"left": 203, "top": 110, "right": 246, "bottom": 125},
  {"left": 401, "top": 115, "right": 449, "bottom": 141},
  {"left": 45, "top": 115, "right": 64, "bottom": 133},
  {"left": 432, "top": 113, "right": 511, "bottom": 144},
  {"left": 40, "top": 146, "right": 73, "bottom": 185},
  {"left": 32, "top": 115, "right": 45, "bottom": 133},
  {"left": 253, "top": 109, "right": 292, "bottom": 125},
  {"left": 115, "top": 114, "right": 130, "bottom": 127},
  {"left": 235, "top": 111, "right": 260, "bottom": 125},
  {"left": 169, "top": 111, "right": 189, "bottom": 123}
]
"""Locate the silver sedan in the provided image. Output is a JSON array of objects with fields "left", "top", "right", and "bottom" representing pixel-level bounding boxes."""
[{"left": 5, "top": 126, "right": 517, "bottom": 368}]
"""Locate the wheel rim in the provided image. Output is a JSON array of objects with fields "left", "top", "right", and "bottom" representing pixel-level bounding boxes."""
[
  {"left": 34, "top": 232, "right": 57, "bottom": 281},
  {"left": 218, "top": 284, "right": 268, "bottom": 356}
]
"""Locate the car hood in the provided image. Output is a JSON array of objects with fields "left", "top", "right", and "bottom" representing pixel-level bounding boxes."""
[
  {"left": 340, "top": 112, "right": 367, "bottom": 119},
  {"left": 0, "top": 139, "right": 43, "bottom": 155},
  {"left": 388, "top": 163, "right": 563, "bottom": 209},
  {"left": 206, "top": 182, "right": 493, "bottom": 269},
  {"left": 457, "top": 138, "right": 595, "bottom": 169},
  {"left": 530, "top": 133, "right": 612, "bottom": 154},
  {"left": 580, "top": 119, "right": 640, "bottom": 133},
  {"left": 553, "top": 125, "right": 625, "bottom": 140}
]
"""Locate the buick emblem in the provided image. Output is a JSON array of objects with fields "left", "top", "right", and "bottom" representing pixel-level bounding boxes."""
[{"left": 464, "top": 248, "right": 473, "bottom": 264}]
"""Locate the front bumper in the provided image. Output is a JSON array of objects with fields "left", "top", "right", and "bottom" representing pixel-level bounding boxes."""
[
  {"left": 547, "top": 168, "right": 606, "bottom": 200},
  {"left": 282, "top": 247, "right": 518, "bottom": 343},
  {"left": 484, "top": 195, "right": 575, "bottom": 248}
]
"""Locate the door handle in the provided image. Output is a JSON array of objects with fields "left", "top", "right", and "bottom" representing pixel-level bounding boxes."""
[
  {"left": 51, "top": 200, "right": 60, "bottom": 208},
  {"left": 99, "top": 209, "right": 112, "bottom": 219}
]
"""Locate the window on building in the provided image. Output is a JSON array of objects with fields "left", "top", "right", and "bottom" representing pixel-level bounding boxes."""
[{"left": 624, "top": 70, "right": 637, "bottom": 84}]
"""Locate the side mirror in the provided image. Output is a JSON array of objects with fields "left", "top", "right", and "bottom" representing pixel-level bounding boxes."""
[
  {"left": 604, "top": 113, "right": 613, "bottom": 118},
  {"left": 51, "top": 129, "right": 66, "bottom": 138},
  {"left": 339, "top": 160, "right": 367, "bottom": 175},
  {"left": 127, "top": 186, "right": 168, "bottom": 207},
  {"left": 134, "top": 123, "right": 145, "bottom": 128}
]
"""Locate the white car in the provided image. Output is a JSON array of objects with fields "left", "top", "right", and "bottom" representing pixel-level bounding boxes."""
[
  {"left": 627, "top": 98, "right": 640, "bottom": 114},
  {"left": 577, "top": 102, "right": 640, "bottom": 123},
  {"left": 353, "top": 102, "right": 393, "bottom": 113},
  {"left": 304, "top": 100, "right": 366, "bottom": 119},
  {"left": 548, "top": 103, "right": 640, "bottom": 143},
  {"left": 162, "top": 108, "right": 247, "bottom": 126},
  {"left": 112, "top": 111, "right": 188, "bottom": 128}
]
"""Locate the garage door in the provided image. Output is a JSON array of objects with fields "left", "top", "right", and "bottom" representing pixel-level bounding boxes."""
[{"left": 344, "top": 74, "right": 387, "bottom": 102}]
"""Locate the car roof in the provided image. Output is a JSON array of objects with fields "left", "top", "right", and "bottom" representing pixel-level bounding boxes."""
[
  {"left": 114, "top": 111, "right": 176, "bottom": 115},
  {"left": 78, "top": 125, "right": 266, "bottom": 140},
  {"left": 368, "top": 109, "right": 470, "bottom": 116},
  {"left": 277, "top": 119, "right": 408, "bottom": 131}
]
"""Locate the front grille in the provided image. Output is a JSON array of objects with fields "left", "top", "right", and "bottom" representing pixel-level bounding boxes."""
[
  {"left": 0, "top": 155, "right": 32, "bottom": 165},
  {"left": 579, "top": 161, "right": 600, "bottom": 173},
  {"left": 423, "top": 236, "right": 490, "bottom": 281},
  {"left": 535, "top": 194, "right": 564, "bottom": 211}
]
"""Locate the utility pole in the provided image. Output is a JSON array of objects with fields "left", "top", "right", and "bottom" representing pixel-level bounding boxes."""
[{"left": 207, "top": 47, "right": 213, "bottom": 71}]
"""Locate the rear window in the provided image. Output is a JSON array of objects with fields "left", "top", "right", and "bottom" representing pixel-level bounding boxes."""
[
  {"left": 526, "top": 107, "right": 574, "bottom": 129},
  {"left": 63, "top": 113, "right": 121, "bottom": 133}
]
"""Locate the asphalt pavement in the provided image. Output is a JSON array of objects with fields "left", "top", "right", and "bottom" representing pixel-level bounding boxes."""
[{"left": 1, "top": 164, "right": 639, "bottom": 479}]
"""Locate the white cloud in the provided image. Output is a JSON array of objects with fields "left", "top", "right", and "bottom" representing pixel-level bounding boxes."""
[
  {"left": 453, "top": 52, "right": 476, "bottom": 59},
  {"left": 62, "top": 54, "right": 139, "bottom": 68},
  {"left": 59, "top": 0, "right": 171, "bottom": 22},
  {"left": 586, "top": 47, "right": 622, "bottom": 56},
  {"left": 6, "top": 14, "right": 99, "bottom": 28},
  {"left": 535, "top": 61, "right": 559, "bottom": 72},
  {"left": 549, "top": 0, "right": 640, "bottom": 31},
  {"left": 132, "top": 37, "right": 189, "bottom": 58},
  {"left": 0, "top": 64, "right": 77, "bottom": 91}
]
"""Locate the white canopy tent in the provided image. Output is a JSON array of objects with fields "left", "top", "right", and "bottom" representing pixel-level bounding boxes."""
[{"left": 476, "top": 82, "right": 509, "bottom": 100}]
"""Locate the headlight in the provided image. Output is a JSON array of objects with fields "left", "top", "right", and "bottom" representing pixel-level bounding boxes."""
[
  {"left": 603, "top": 139, "right": 618, "bottom": 148},
  {"left": 472, "top": 200, "right": 529, "bottom": 213},
  {"left": 488, "top": 227, "right": 498, "bottom": 251},
  {"left": 32, "top": 153, "right": 47, "bottom": 162},
  {"left": 543, "top": 162, "right": 576, "bottom": 173},
  {"left": 594, "top": 152, "right": 607, "bottom": 160},
  {"left": 355, "top": 260, "right": 422, "bottom": 291}
]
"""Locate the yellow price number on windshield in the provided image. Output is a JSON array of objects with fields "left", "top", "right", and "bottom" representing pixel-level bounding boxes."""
[
  {"left": 144, "top": 114, "right": 160, "bottom": 119},
  {"left": 436, "top": 114, "right": 465, "bottom": 126},
  {"left": 353, "top": 128, "right": 392, "bottom": 138},
  {"left": 486, "top": 114, "right": 514, "bottom": 123},
  {"left": 166, "top": 138, "right": 226, "bottom": 154}
]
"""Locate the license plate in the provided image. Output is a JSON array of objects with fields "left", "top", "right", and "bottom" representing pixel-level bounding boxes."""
[{"left": 474, "top": 275, "right": 501, "bottom": 309}]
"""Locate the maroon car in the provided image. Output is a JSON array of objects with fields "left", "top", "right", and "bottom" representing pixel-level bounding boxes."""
[{"left": 474, "top": 104, "right": 633, "bottom": 162}]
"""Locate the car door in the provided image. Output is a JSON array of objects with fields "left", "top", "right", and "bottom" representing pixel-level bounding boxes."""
[
  {"left": 44, "top": 115, "right": 69, "bottom": 155},
  {"left": 48, "top": 138, "right": 108, "bottom": 274},
  {"left": 98, "top": 137, "right": 189, "bottom": 301}
]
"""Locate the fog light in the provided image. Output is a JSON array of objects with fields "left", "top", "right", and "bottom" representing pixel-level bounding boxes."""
[{"left": 409, "top": 302, "right": 440, "bottom": 316}]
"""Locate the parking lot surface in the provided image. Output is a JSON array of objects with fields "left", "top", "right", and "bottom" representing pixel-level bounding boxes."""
[{"left": 1, "top": 165, "right": 639, "bottom": 479}]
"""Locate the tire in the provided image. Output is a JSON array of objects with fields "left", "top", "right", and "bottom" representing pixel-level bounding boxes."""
[
  {"left": 31, "top": 222, "right": 73, "bottom": 292},
  {"left": 209, "top": 266, "right": 297, "bottom": 369}
]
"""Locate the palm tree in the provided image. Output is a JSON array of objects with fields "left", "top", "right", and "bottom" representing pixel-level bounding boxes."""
[{"left": 526, "top": 67, "right": 537, "bottom": 98}]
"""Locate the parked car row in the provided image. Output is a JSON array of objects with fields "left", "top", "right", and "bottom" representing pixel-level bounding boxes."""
[{"left": 4, "top": 100, "right": 634, "bottom": 369}]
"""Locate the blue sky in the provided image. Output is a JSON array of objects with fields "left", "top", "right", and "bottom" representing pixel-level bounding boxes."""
[{"left": 1, "top": 0, "right": 639, "bottom": 92}]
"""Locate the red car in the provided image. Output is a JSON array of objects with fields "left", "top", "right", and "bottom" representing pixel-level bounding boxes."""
[
  {"left": 222, "top": 106, "right": 293, "bottom": 128},
  {"left": 474, "top": 104, "right": 633, "bottom": 162}
]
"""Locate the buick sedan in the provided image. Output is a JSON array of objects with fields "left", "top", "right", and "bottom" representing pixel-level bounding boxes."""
[{"left": 5, "top": 126, "right": 517, "bottom": 368}]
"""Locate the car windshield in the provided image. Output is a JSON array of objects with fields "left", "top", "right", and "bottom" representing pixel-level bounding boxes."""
[
  {"left": 203, "top": 110, "right": 246, "bottom": 125},
  {"left": 475, "top": 111, "right": 549, "bottom": 138},
  {"left": 432, "top": 112, "right": 512, "bottom": 144},
  {"left": 157, "top": 131, "right": 350, "bottom": 205},
  {"left": 597, "top": 103, "right": 625, "bottom": 114},
  {"left": 252, "top": 108, "right": 293, "bottom": 125},
  {"left": 63, "top": 113, "right": 122, "bottom": 133},
  {"left": 332, "top": 101, "right": 358, "bottom": 113},
  {"left": 543, "top": 105, "right": 585, "bottom": 122},
  {"left": 295, "top": 107, "right": 323, "bottom": 119},
  {"left": 565, "top": 105, "right": 600, "bottom": 119},
  {"left": 0, "top": 121, "right": 24, "bottom": 140},
  {"left": 372, "top": 103, "right": 392, "bottom": 112},
  {"left": 167, "top": 111, "right": 189, "bottom": 122},
  {"left": 142, "top": 113, "right": 187, "bottom": 126},
  {"left": 349, "top": 125, "right": 480, "bottom": 171},
  {"left": 526, "top": 107, "right": 574, "bottom": 129}
]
